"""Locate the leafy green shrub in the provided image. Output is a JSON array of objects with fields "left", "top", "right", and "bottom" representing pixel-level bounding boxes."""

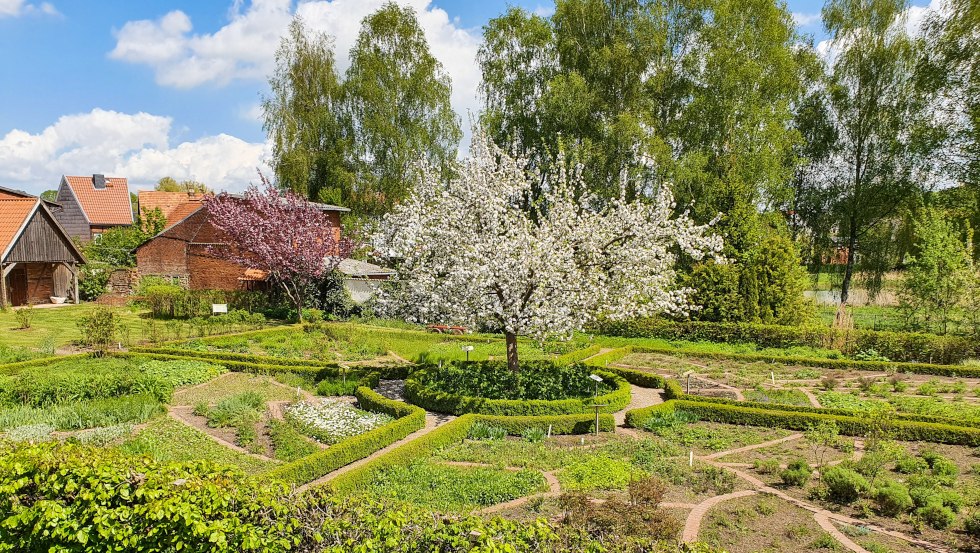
[
  {"left": 691, "top": 465, "right": 735, "bottom": 495},
  {"left": 780, "top": 458, "right": 813, "bottom": 487},
  {"left": 13, "top": 304, "right": 34, "bottom": 329},
  {"left": 873, "top": 480, "right": 913, "bottom": 516},
  {"left": 821, "top": 466, "right": 870, "bottom": 504},
  {"left": 915, "top": 503, "right": 955, "bottom": 530},
  {"left": 895, "top": 455, "right": 929, "bottom": 474},
  {"left": 753, "top": 458, "right": 781, "bottom": 475},
  {"left": 136, "top": 359, "right": 225, "bottom": 387},
  {"left": 855, "top": 349, "right": 890, "bottom": 362},
  {"left": 559, "top": 456, "right": 640, "bottom": 491},
  {"left": 522, "top": 426, "right": 546, "bottom": 443},
  {"left": 468, "top": 421, "right": 507, "bottom": 440},
  {"left": 964, "top": 512, "right": 980, "bottom": 538},
  {"left": 419, "top": 361, "right": 612, "bottom": 400},
  {"left": 76, "top": 307, "right": 121, "bottom": 354}
]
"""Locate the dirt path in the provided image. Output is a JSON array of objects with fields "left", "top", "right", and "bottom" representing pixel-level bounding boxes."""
[
  {"left": 681, "top": 490, "right": 758, "bottom": 542},
  {"left": 295, "top": 411, "right": 455, "bottom": 493},
  {"left": 614, "top": 385, "right": 665, "bottom": 428},
  {"left": 702, "top": 433, "right": 803, "bottom": 461}
]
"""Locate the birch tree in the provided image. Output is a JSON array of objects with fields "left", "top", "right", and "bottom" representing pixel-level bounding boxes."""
[{"left": 375, "top": 131, "right": 722, "bottom": 372}]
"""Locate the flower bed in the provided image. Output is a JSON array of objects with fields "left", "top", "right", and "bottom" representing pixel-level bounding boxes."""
[{"left": 285, "top": 399, "right": 393, "bottom": 445}]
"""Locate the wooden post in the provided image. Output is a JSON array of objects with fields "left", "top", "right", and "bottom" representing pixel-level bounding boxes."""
[
  {"left": 0, "top": 263, "right": 6, "bottom": 308},
  {"left": 72, "top": 263, "right": 79, "bottom": 304}
]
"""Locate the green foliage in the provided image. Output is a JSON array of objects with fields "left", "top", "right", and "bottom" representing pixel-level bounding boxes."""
[
  {"left": 468, "top": 421, "right": 507, "bottom": 440},
  {"left": 873, "top": 479, "right": 913, "bottom": 516},
  {"left": 82, "top": 208, "right": 166, "bottom": 267},
  {"left": 315, "top": 377, "right": 358, "bottom": 396},
  {"left": 0, "top": 441, "right": 297, "bottom": 552},
  {"left": 366, "top": 461, "right": 546, "bottom": 512},
  {"left": 780, "top": 458, "right": 813, "bottom": 487},
  {"left": 267, "top": 419, "right": 319, "bottom": 462},
  {"left": 522, "top": 426, "right": 546, "bottom": 443},
  {"left": 13, "top": 305, "right": 34, "bottom": 329},
  {"left": 899, "top": 207, "right": 975, "bottom": 334},
  {"left": 0, "top": 394, "right": 162, "bottom": 432},
  {"left": 558, "top": 456, "right": 640, "bottom": 491},
  {"left": 78, "top": 263, "right": 111, "bottom": 300},
  {"left": 821, "top": 466, "right": 870, "bottom": 504},
  {"left": 405, "top": 363, "right": 630, "bottom": 416},
  {"left": 915, "top": 503, "right": 955, "bottom": 530},
  {"left": 76, "top": 306, "right": 121, "bottom": 353}
]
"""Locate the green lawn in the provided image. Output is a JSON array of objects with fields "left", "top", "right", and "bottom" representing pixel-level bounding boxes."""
[{"left": 0, "top": 303, "right": 150, "bottom": 351}]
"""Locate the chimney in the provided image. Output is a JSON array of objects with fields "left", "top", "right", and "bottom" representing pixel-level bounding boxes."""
[{"left": 92, "top": 174, "right": 106, "bottom": 189}]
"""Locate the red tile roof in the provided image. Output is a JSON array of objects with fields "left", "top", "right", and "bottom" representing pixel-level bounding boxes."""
[
  {"left": 0, "top": 198, "right": 39, "bottom": 257},
  {"left": 163, "top": 202, "right": 204, "bottom": 229},
  {"left": 138, "top": 191, "right": 205, "bottom": 222},
  {"left": 64, "top": 175, "right": 133, "bottom": 226}
]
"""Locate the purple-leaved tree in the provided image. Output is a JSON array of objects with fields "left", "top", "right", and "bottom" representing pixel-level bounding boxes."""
[{"left": 204, "top": 175, "right": 354, "bottom": 322}]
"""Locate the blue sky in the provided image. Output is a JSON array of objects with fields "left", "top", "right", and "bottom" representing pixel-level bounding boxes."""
[{"left": 0, "top": 0, "right": 932, "bottom": 193}]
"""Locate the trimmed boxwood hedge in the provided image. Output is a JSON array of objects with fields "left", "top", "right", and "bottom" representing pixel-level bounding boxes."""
[
  {"left": 625, "top": 400, "right": 980, "bottom": 446},
  {"left": 404, "top": 368, "right": 630, "bottom": 416},
  {"left": 597, "top": 318, "right": 980, "bottom": 365},
  {"left": 265, "top": 386, "right": 425, "bottom": 485},
  {"left": 555, "top": 344, "right": 602, "bottom": 365},
  {"left": 477, "top": 413, "right": 615, "bottom": 434},
  {"left": 0, "top": 354, "right": 83, "bottom": 376}
]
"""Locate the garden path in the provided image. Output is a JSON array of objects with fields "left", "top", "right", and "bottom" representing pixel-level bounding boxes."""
[
  {"left": 695, "top": 448, "right": 951, "bottom": 553},
  {"left": 166, "top": 407, "right": 277, "bottom": 462},
  {"left": 680, "top": 489, "right": 757, "bottom": 542},
  {"left": 296, "top": 411, "right": 456, "bottom": 493},
  {"left": 614, "top": 384, "right": 664, "bottom": 433}
]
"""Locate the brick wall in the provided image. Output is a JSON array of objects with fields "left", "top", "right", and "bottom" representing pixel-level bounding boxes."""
[
  {"left": 187, "top": 246, "right": 252, "bottom": 290},
  {"left": 135, "top": 236, "right": 190, "bottom": 283}
]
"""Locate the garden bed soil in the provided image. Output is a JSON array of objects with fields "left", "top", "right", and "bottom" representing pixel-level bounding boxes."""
[
  {"left": 697, "top": 494, "right": 832, "bottom": 553},
  {"left": 169, "top": 406, "right": 276, "bottom": 460}
]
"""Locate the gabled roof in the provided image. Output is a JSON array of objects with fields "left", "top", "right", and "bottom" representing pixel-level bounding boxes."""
[
  {"left": 0, "top": 199, "right": 38, "bottom": 257},
  {"left": 0, "top": 185, "right": 35, "bottom": 199},
  {"left": 63, "top": 175, "right": 134, "bottom": 226}
]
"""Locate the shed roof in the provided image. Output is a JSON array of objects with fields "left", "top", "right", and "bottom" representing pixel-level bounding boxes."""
[
  {"left": 63, "top": 175, "right": 134, "bottom": 226},
  {"left": 337, "top": 258, "right": 395, "bottom": 278},
  {"left": 0, "top": 198, "right": 38, "bottom": 257}
]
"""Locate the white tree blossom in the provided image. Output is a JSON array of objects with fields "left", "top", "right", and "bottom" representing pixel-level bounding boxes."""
[{"left": 374, "top": 130, "right": 723, "bottom": 371}]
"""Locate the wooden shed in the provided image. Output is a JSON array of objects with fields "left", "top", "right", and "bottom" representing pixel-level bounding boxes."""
[{"left": 1, "top": 195, "right": 86, "bottom": 306}]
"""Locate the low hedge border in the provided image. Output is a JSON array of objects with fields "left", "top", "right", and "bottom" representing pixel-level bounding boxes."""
[
  {"left": 328, "top": 411, "right": 615, "bottom": 494},
  {"left": 625, "top": 400, "right": 980, "bottom": 446},
  {"left": 0, "top": 354, "right": 84, "bottom": 376},
  {"left": 115, "top": 351, "right": 343, "bottom": 380},
  {"left": 404, "top": 369, "right": 630, "bottom": 416},
  {"left": 264, "top": 386, "right": 426, "bottom": 486},
  {"left": 597, "top": 318, "right": 980, "bottom": 365},
  {"left": 555, "top": 344, "right": 602, "bottom": 365}
]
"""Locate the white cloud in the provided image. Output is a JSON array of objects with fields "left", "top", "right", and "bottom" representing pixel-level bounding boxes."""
[
  {"left": 0, "top": 0, "right": 59, "bottom": 17},
  {"left": 109, "top": 0, "right": 481, "bottom": 136},
  {"left": 0, "top": 109, "right": 267, "bottom": 193},
  {"left": 792, "top": 12, "right": 821, "bottom": 27},
  {"left": 904, "top": 0, "right": 946, "bottom": 36}
]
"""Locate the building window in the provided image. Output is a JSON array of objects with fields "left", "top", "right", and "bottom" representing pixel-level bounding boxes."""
[{"left": 92, "top": 232, "right": 103, "bottom": 242}]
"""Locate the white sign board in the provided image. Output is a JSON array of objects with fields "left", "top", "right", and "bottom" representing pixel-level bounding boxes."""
[{"left": 212, "top": 304, "right": 228, "bottom": 315}]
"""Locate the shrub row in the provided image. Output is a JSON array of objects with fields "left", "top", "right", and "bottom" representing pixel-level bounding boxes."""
[
  {"left": 131, "top": 347, "right": 337, "bottom": 369},
  {"left": 265, "top": 387, "right": 426, "bottom": 486},
  {"left": 404, "top": 369, "right": 630, "bottom": 416},
  {"left": 625, "top": 400, "right": 980, "bottom": 446},
  {"left": 597, "top": 318, "right": 980, "bottom": 365},
  {"left": 117, "top": 352, "right": 342, "bottom": 381},
  {"left": 554, "top": 344, "right": 602, "bottom": 365}
]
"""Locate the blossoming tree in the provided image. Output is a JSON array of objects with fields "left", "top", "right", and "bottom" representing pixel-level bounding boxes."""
[
  {"left": 375, "top": 131, "right": 723, "bottom": 372},
  {"left": 205, "top": 177, "right": 354, "bottom": 322}
]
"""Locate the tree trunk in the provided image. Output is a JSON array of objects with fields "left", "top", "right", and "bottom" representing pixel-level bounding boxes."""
[
  {"left": 504, "top": 331, "right": 520, "bottom": 373},
  {"left": 840, "top": 225, "right": 857, "bottom": 305}
]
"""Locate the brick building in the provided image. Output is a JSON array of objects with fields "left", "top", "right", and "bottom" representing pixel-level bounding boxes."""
[
  {"left": 52, "top": 174, "right": 134, "bottom": 242},
  {"left": 134, "top": 201, "right": 348, "bottom": 291},
  {"left": 0, "top": 188, "right": 86, "bottom": 306}
]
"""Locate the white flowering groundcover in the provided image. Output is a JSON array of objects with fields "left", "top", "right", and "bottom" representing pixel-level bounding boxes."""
[{"left": 284, "top": 399, "right": 393, "bottom": 445}]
